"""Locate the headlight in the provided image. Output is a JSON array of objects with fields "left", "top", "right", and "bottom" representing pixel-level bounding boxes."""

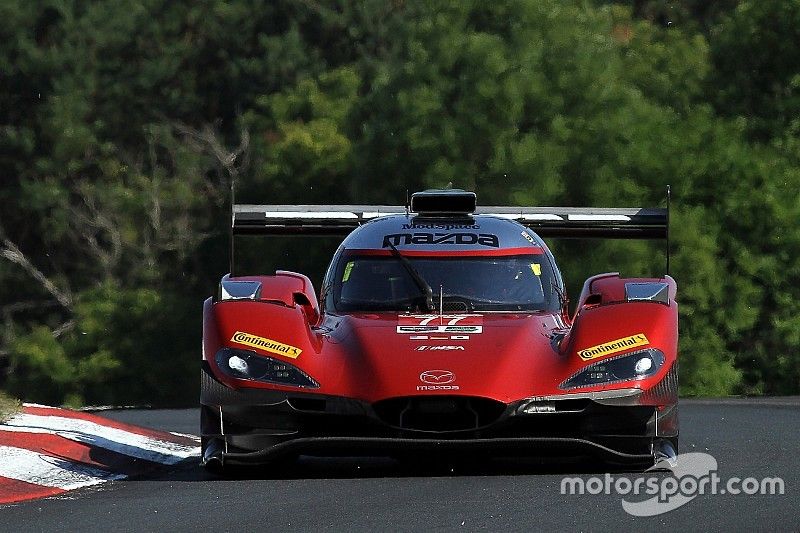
[
  {"left": 215, "top": 348, "right": 319, "bottom": 388},
  {"left": 559, "top": 349, "right": 665, "bottom": 390}
]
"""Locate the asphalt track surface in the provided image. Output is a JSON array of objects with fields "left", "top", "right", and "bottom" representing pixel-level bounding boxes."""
[{"left": 3, "top": 399, "right": 798, "bottom": 532}]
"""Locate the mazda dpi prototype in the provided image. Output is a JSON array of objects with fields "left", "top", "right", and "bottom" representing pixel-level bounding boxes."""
[{"left": 201, "top": 189, "right": 678, "bottom": 471}]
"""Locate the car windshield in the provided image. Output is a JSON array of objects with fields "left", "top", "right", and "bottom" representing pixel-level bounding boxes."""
[{"left": 331, "top": 253, "right": 558, "bottom": 313}]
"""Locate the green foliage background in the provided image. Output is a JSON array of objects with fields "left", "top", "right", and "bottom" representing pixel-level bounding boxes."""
[{"left": 2, "top": 0, "right": 799, "bottom": 405}]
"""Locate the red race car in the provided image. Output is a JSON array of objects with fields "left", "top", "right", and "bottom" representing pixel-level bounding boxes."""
[{"left": 201, "top": 189, "right": 678, "bottom": 471}]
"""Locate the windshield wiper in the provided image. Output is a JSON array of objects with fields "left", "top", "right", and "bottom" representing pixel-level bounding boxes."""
[
  {"left": 387, "top": 243, "right": 434, "bottom": 312},
  {"left": 551, "top": 279, "right": 568, "bottom": 311}
]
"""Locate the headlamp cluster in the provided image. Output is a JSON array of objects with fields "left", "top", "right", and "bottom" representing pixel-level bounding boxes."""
[
  {"left": 559, "top": 349, "right": 665, "bottom": 389},
  {"left": 215, "top": 348, "right": 319, "bottom": 388}
]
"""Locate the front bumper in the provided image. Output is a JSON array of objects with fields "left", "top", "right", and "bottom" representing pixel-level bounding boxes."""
[{"left": 201, "top": 364, "right": 678, "bottom": 467}]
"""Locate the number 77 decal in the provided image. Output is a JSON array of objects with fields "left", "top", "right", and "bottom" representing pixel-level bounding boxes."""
[{"left": 397, "top": 315, "right": 483, "bottom": 334}]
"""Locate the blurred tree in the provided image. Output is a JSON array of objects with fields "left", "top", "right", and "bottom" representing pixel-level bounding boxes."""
[{"left": 710, "top": 0, "right": 800, "bottom": 139}]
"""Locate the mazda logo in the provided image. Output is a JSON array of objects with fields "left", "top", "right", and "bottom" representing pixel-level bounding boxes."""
[{"left": 419, "top": 370, "right": 455, "bottom": 385}]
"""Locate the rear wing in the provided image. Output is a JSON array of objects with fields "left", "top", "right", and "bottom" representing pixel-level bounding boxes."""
[
  {"left": 233, "top": 205, "right": 667, "bottom": 239},
  {"left": 229, "top": 187, "right": 670, "bottom": 274}
]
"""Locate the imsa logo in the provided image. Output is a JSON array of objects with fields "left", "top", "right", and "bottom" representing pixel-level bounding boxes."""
[
  {"left": 382, "top": 232, "right": 499, "bottom": 248},
  {"left": 415, "top": 345, "right": 465, "bottom": 351}
]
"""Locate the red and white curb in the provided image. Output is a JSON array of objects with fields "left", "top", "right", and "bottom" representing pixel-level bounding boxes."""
[{"left": 0, "top": 404, "right": 199, "bottom": 505}]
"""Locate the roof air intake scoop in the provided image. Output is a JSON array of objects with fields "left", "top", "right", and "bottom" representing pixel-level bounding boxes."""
[{"left": 410, "top": 189, "right": 477, "bottom": 216}]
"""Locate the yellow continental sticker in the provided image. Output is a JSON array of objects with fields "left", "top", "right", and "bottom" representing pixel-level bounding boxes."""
[
  {"left": 530, "top": 263, "right": 541, "bottom": 276},
  {"left": 342, "top": 261, "right": 354, "bottom": 282},
  {"left": 577, "top": 333, "right": 649, "bottom": 361},
  {"left": 230, "top": 331, "right": 302, "bottom": 359}
]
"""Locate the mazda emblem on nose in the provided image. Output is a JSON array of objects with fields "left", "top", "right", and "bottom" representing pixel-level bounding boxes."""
[{"left": 419, "top": 370, "right": 455, "bottom": 385}]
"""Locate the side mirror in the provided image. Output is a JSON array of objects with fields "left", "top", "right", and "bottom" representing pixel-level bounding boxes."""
[
  {"left": 574, "top": 272, "right": 620, "bottom": 319},
  {"left": 293, "top": 291, "right": 320, "bottom": 327},
  {"left": 277, "top": 270, "right": 321, "bottom": 326}
]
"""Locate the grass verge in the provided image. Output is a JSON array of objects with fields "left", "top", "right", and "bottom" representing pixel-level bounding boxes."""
[{"left": 0, "top": 391, "right": 21, "bottom": 423}]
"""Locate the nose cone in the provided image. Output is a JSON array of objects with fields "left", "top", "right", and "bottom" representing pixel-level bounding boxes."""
[{"left": 332, "top": 313, "right": 566, "bottom": 403}]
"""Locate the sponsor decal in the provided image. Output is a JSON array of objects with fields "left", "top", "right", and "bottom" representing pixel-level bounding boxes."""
[
  {"left": 382, "top": 232, "right": 499, "bottom": 248},
  {"left": 398, "top": 315, "right": 483, "bottom": 335},
  {"left": 410, "top": 335, "right": 470, "bottom": 340},
  {"left": 521, "top": 231, "right": 535, "bottom": 244},
  {"left": 415, "top": 345, "right": 465, "bottom": 351},
  {"left": 403, "top": 223, "right": 480, "bottom": 230},
  {"left": 530, "top": 263, "right": 542, "bottom": 276},
  {"left": 342, "top": 261, "right": 354, "bottom": 282},
  {"left": 398, "top": 326, "right": 481, "bottom": 334},
  {"left": 419, "top": 370, "right": 456, "bottom": 384},
  {"left": 417, "top": 369, "right": 459, "bottom": 390},
  {"left": 230, "top": 331, "right": 302, "bottom": 359},
  {"left": 577, "top": 333, "right": 649, "bottom": 361}
]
